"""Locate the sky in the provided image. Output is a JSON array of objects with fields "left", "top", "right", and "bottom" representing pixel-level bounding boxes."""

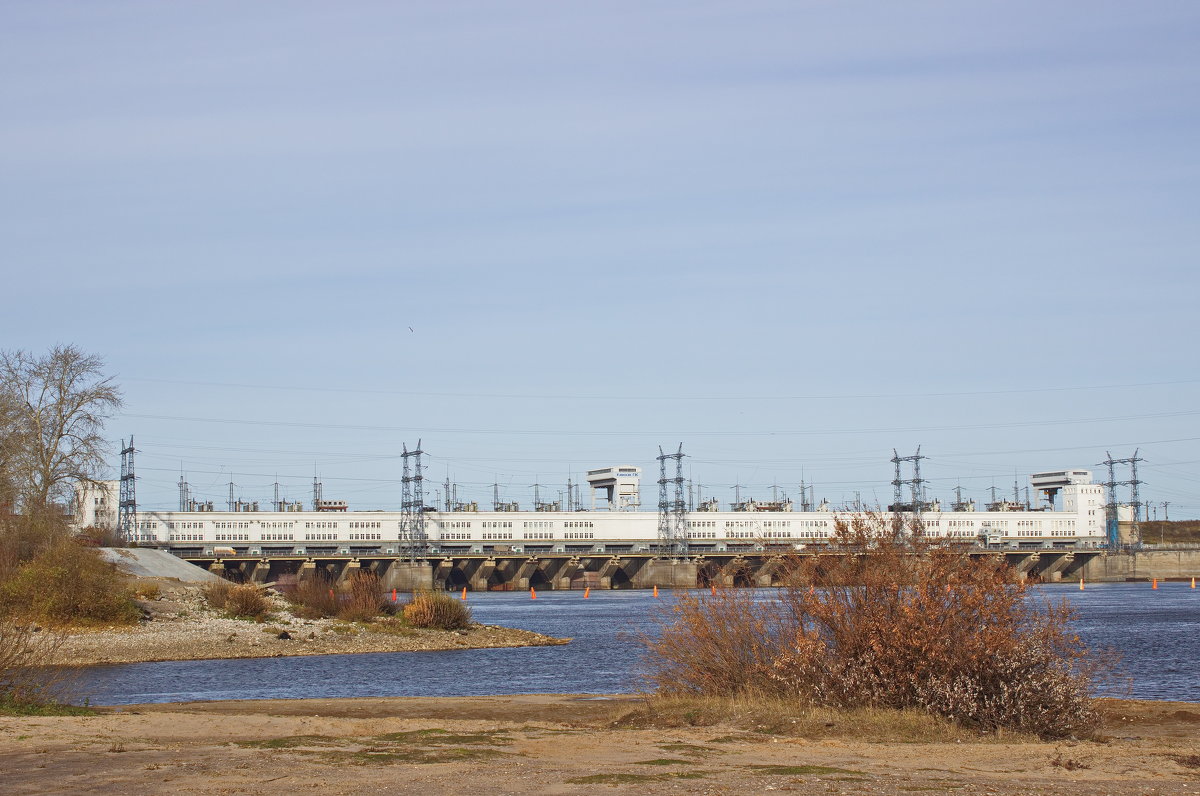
[{"left": 2, "top": 1, "right": 1198, "bottom": 515}]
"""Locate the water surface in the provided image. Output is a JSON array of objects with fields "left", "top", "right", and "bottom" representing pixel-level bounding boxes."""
[{"left": 76, "top": 583, "right": 1199, "bottom": 705}]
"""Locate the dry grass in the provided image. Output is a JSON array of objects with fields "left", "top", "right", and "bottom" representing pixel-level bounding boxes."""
[
  {"left": 287, "top": 574, "right": 340, "bottom": 619},
  {"left": 285, "top": 571, "right": 394, "bottom": 621},
  {"left": 201, "top": 579, "right": 233, "bottom": 610},
  {"left": 224, "top": 584, "right": 270, "bottom": 621},
  {"left": 642, "top": 513, "right": 1106, "bottom": 739},
  {"left": 336, "top": 571, "right": 393, "bottom": 622},
  {"left": 608, "top": 695, "right": 1006, "bottom": 743},
  {"left": 1140, "top": 520, "right": 1200, "bottom": 545},
  {"left": 403, "top": 591, "right": 471, "bottom": 630}
]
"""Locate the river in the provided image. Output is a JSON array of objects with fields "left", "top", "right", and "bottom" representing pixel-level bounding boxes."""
[{"left": 75, "top": 582, "right": 1198, "bottom": 705}]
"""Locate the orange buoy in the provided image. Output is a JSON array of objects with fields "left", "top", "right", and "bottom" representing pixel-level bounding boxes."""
[
  {"left": 1152, "top": 578, "right": 1158, "bottom": 590},
  {"left": 1192, "top": 577, "right": 1196, "bottom": 589},
  {"left": 461, "top": 587, "right": 467, "bottom": 600},
  {"left": 530, "top": 587, "right": 537, "bottom": 600},
  {"left": 710, "top": 584, "right": 716, "bottom": 596},
  {"left": 652, "top": 585, "right": 659, "bottom": 597},
  {"left": 391, "top": 588, "right": 398, "bottom": 602},
  {"left": 583, "top": 587, "right": 590, "bottom": 599},
  {"left": 1079, "top": 577, "right": 1085, "bottom": 591}
]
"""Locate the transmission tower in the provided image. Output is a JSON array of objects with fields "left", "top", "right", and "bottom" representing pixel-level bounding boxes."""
[
  {"left": 312, "top": 474, "right": 323, "bottom": 510},
  {"left": 117, "top": 437, "right": 137, "bottom": 541},
  {"left": 890, "top": 447, "right": 927, "bottom": 519},
  {"left": 400, "top": 441, "right": 427, "bottom": 559},
  {"left": 178, "top": 470, "right": 190, "bottom": 512},
  {"left": 656, "top": 444, "right": 688, "bottom": 557},
  {"left": 1099, "top": 450, "right": 1145, "bottom": 550}
]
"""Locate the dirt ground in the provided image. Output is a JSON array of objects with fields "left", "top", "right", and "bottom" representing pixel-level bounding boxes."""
[{"left": 1, "top": 696, "right": 1197, "bottom": 795}]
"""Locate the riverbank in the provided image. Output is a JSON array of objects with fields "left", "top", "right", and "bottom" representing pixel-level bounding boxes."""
[
  {"left": 1, "top": 695, "right": 1197, "bottom": 794},
  {"left": 47, "top": 579, "right": 567, "bottom": 666}
]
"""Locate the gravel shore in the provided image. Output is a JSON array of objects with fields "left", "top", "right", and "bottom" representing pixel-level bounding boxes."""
[{"left": 49, "top": 580, "right": 568, "bottom": 666}]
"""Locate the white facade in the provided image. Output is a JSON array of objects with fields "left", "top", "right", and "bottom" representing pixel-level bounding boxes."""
[
  {"left": 585, "top": 465, "right": 642, "bottom": 511},
  {"left": 130, "top": 473, "right": 1106, "bottom": 555},
  {"left": 74, "top": 479, "right": 119, "bottom": 530}
]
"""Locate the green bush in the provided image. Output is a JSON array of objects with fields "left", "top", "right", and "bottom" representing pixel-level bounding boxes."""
[
  {"left": 0, "top": 540, "right": 138, "bottom": 626},
  {"left": 403, "top": 591, "right": 471, "bottom": 630}
]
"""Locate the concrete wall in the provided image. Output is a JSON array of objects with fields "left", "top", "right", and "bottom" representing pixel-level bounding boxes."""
[{"left": 1080, "top": 549, "right": 1200, "bottom": 582}]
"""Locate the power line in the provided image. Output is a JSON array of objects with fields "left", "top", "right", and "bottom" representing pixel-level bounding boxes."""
[
  {"left": 118, "top": 408, "right": 1200, "bottom": 438},
  {"left": 118, "top": 375, "right": 1200, "bottom": 402}
]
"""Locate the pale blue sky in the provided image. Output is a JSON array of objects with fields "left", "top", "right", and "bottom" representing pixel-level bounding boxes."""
[{"left": 2, "top": 2, "right": 1198, "bottom": 514}]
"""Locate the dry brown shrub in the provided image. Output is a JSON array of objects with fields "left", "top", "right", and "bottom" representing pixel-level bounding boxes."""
[
  {"left": 337, "top": 571, "right": 393, "bottom": 622},
  {"left": 403, "top": 591, "right": 471, "bottom": 630},
  {"left": 201, "top": 579, "right": 233, "bottom": 610},
  {"left": 224, "top": 584, "right": 270, "bottom": 621},
  {"left": 0, "top": 622, "right": 80, "bottom": 712},
  {"left": 644, "top": 513, "right": 1106, "bottom": 739},
  {"left": 287, "top": 573, "right": 340, "bottom": 619}
]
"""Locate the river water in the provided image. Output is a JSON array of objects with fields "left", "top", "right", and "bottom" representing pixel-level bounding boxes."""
[{"left": 75, "top": 583, "right": 1199, "bottom": 706}]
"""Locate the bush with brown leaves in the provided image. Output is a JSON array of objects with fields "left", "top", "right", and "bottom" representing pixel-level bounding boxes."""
[{"left": 644, "top": 514, "right": 1106, "bottom": 739}]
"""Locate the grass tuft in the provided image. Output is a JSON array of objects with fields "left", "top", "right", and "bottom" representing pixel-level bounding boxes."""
[{"left": 402, "top": 591, "right": 471, "bottom": 630}]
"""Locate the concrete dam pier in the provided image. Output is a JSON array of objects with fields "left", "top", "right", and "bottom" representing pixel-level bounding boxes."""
[{"left": 191, "top": 548, "right": 1200, "bottom": 591}]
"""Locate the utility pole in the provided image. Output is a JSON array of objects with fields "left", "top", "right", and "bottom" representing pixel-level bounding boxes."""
[
  {"left": 117, "top": 437, "right": 137, "bottom": 541},
  {"left": 656, "top": 444, "right": 687, "bottom": 557},
  {"left": 1099, "top": 450, "right": 1145, "bottom": 550},
  {"left": 400, "top": 440, "right": 427, "bottom": 559},
  {"left": 891, "top": 447, "right": 927, "bottom": 521},
  {"left": 178, "top": 470, "right": 189, "bottom": 512}
]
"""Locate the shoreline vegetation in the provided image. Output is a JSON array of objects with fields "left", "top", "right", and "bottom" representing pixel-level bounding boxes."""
[
  {"left": 48, "top": 577, "right": 569, "bottom": 667},
  {"left": 0, "top": 694, "right": 1197, "bottom": 795}
]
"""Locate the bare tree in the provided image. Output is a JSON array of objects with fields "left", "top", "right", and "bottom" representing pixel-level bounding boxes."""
[{"left": 0, "top": 346, "right": 121, "bottom": 518}]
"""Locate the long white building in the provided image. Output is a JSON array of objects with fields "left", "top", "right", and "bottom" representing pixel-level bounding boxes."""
[{"left": 87, "top": 465, "right": 1109, "bottom": 557}]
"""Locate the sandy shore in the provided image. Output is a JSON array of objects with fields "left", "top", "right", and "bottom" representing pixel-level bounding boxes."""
[
  {"left": 1, "top": 695, "right": 1197, "bottom": 794},
  {"left": 48, "top": 580, "right": 567, "bottom": 666}
]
